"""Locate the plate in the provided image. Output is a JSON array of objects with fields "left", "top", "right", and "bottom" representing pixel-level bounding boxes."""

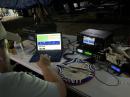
[{"left": 58, "top": 62, "right": 95, "bottom": 85}]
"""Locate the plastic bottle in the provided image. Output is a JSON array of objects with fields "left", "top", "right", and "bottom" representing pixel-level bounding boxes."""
[{"left": 14, "top": 41, "right": 25, "bottom": 58}]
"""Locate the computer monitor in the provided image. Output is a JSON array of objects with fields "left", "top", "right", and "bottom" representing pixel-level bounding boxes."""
[{"left": 36, "top": 33, "right": 62, "bottom": 51}]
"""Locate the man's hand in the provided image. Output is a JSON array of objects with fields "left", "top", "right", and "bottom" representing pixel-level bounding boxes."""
[
  {"left": 37, "top": 54, "right": 66, "bottom": 97},
  {"left": 37, "top": 54, "right": 51, "bottom": 68}
]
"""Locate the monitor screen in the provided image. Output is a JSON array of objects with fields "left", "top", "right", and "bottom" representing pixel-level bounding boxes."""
[
  {"left": 83, "top": 36, "right": 95, "bottom": 45},
  {"left": 36, "top": 33, "right": 62, "bottom": 51}
]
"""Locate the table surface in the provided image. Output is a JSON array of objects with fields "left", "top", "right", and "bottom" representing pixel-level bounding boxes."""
[{"left": 9, "top": 35, "right": 130, "bottom": 97}]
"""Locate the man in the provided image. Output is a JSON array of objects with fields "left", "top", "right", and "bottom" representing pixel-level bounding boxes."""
[{"left": 0, "top": 21, "right": 66, "bottom": 97}]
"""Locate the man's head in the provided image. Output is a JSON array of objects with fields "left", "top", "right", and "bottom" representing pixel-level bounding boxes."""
[{"left": 0, "top": 21, "right": 21, "bottom": 72}]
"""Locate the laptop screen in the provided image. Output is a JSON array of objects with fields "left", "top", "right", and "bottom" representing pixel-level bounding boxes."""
[{"left": 36, "top": 33, "right": 62, "bottom": 51}]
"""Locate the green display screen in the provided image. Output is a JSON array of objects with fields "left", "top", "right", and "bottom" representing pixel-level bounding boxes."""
[{"left": 84, "top": 51, "right": 92, "bottom": 56}]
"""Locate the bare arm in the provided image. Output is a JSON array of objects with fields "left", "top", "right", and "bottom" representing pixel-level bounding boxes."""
[{"left": 37, "top": 54, "right": 66, "bottom": 97}]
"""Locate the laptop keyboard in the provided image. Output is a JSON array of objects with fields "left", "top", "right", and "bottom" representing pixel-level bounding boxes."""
[{"left": 29, "top": 52, "right": 62, "bottom": 62}]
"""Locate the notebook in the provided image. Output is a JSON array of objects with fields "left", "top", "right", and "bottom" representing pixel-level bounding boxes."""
[{"left": 29, "top": 32, "right": 63, "bottom": 62}]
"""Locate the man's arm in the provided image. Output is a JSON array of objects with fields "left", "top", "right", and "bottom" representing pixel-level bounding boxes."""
[{"left": 37, "top": 54, "right": 66, "bottom": 97}]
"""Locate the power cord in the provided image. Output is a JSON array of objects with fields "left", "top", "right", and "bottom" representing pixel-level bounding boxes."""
[
  {"left": 94, "top": 74, "right": 120, "bottom": 86},
  {"left": 93, "top": 61, "right": 120, "bottom": 86},
  {"left": 63, "top": 36, "right": 77, "bottom": 52}
]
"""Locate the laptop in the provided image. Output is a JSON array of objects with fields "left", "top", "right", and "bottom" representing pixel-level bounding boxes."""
[{"left": 29, "top": 32, "right": 63, "bottom": 62}]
